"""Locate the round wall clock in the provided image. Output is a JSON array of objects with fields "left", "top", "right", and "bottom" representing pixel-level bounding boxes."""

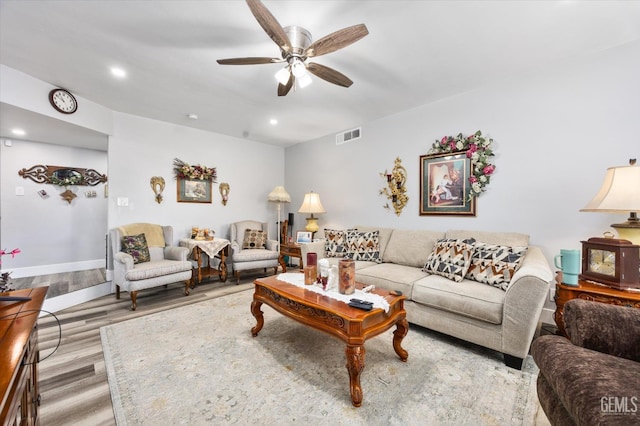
[{"left": 48, "top": 88, "right": 78, "bottom": 114}]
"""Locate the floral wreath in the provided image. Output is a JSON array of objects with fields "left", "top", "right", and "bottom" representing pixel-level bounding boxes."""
[
  {"left": 48, "top": 175, "right": 84, "bottom": 186},
  {"left": 428, "top": 130, "right": 495, "bottom": 199},
  {"left": 173, "top": 158, "right": 217, "bottom": 182}
]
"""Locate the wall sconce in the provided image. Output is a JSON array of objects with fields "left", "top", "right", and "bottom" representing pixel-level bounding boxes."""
[
  {"left": 379, "top": 157, "right": 408, "bottom": 216},
  {"left": 220, "top": 182, "right": 230, "bottom": 206},
  {"left": 150, "top": 176, "right": 165, "bottom": 204}
]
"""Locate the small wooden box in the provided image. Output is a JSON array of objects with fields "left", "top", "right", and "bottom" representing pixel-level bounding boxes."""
[{"left": 580, "top": 237, "right": 640, "bottom": 290}]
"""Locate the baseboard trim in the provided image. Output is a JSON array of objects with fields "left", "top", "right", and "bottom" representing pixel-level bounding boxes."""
[
  {"left": 5, "top": 260, "right": 104, "bottom": 279},
  {"left": 540, "top": 307, "right": 555, "bottom": 326},
  {"left": 42, "top": 281, "right": 112, "bottom": 314}
]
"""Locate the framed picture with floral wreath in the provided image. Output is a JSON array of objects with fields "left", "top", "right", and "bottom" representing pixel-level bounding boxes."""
[
  {"left": 177, "top": 177, "right": 212, "bottom": 203},
  {"left": 420, "top": 152, "right": 476, "bottom": 216},
  {"left": 174, "top": 158, "right": 216, "bottom": 203}
]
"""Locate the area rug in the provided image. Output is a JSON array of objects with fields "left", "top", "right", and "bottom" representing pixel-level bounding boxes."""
[{"left": 101, "top": 289, "right": 541, "bottom": 425}]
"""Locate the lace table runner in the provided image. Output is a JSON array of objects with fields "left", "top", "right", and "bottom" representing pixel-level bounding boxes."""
[{"left": 276, "top": 273, "right": 390, "bottom": 312}]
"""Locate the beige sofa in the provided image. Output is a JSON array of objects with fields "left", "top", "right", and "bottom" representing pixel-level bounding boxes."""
[{"left": 300, "top": 226, "right": 552, "bottom": 369}]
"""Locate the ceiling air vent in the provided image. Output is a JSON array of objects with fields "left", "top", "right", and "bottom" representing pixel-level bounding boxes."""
[{"left": 336, "top": 127, "right": 362, "bottom": 145}]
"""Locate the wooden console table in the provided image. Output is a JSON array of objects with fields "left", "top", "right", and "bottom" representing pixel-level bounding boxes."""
[
  {"left": 279, "top": 243, "right": 303, "bottom": 273},
  {"left": 554, "top": 277, "right": 640, "bottom": 336},
  {"left": 1, "top": 286, "right": 48, "bottom": 425},
  {"left": 180, "top": 238, "right": 230, "bottom": 286}
]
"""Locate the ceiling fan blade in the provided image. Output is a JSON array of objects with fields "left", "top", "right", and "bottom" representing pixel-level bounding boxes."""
[
  {"left": 305, "top": 24, "right": 369, "bottom": 58},
  {"left": 246, "top": 0, "right": 291, "bottom": 54},
  {"left": 307, "top": 62, "right": 353, "bottom": 88},
  {"left": 217, "top": 57, "right": 280, "bottom": 65},
  {"left": 277, "top": 74, "right": 294, "bottom": 96}
]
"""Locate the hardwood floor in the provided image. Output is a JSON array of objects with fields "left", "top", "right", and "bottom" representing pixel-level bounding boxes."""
[{"left": 34, "top": 273, "right": 264, "bottom": 426}]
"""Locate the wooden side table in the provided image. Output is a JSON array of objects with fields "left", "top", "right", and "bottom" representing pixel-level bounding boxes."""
[
  {"left": 554, "top": 277, "right": 640, "bottom": 336},
  {"left": 279, "top": 243, "right": 303, "bottom": 273},
  {"left": 180, "top": 238, "right": 230, "bottom": 286}
]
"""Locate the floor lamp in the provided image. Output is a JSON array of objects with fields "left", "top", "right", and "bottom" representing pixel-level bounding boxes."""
[{"left": 267, "top": 186, "right": 291, "bottom": 247}]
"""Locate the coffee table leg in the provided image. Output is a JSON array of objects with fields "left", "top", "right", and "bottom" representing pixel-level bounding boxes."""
[
  {"left": 393, "top": 317, "right": 409, "bottom": 362},
  {"left": 345, "top": 345, "right": 365, "bottom": 407},
  {"left": 251, "top": 299, "right": 264, "bottom": 337}
]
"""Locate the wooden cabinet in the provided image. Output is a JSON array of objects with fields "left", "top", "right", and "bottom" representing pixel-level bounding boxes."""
[
  {"left": 1, "top": 287, "right": 47, "bottom": 426},
  {"left": 554, "top": 279, "right": 640, "bottom": 336}
]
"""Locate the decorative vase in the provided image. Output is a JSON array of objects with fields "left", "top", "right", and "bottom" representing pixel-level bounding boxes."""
[{"left": 339, "top": 258, "right": 355, "bottom": 295}]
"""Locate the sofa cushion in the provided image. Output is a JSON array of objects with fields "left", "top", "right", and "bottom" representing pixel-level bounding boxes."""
[
  {"left": 324, "top": 228, "right": 353, "bottom": 258},
  {"left": 355, "top": 226, "right": 394, "bottom": 257},
  {"left": 466, "top": 243, "right": 528, "bottom": 290},
  {"left": 345, "top": 229, "right": 381, "bottom": 262},
  {"left": 412, "top": 275, "right": 505, "bottom": 324},
  {"left": 125, "top": 259, "right": 192, "bottom": 281},
  {"left": 423, "top": 238, "right": 475, "bottom": 282},
  {"left": 445, "top": 229, "right": 529, "bottom": 247},
  {"left": 383, "top": 229, "right": 445, "bottom": 268},
  {"left": 355, "top": 263, "right": 428, "bottom": 298},
  {"left": 121, "top": 233, "right": 150, "bottom": 264},
  {"left": 242, "top": 229, "right": 267, "bottom": 249}
]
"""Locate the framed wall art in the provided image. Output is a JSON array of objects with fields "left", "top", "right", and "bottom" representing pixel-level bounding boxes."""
[
  {"left": 177, "top": 177, "right": 212, "bottom": 203},
  {"left": 419, "top": 152, "right": 476, "bottom": 216}
]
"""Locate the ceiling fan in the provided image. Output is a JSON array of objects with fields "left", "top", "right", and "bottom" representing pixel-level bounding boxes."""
[{"left": 217, "top": 0, "right": 369, "bottom": 96}]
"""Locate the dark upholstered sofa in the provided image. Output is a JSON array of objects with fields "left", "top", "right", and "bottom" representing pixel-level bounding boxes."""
[{"left": 531, "top": 299, "right": 640, "bottom": 425}]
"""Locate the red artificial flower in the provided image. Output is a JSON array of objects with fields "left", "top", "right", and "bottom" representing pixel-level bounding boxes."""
[
  {"left": 469, "top": 176, "right": 478, "bottom": 183},
  {"left": 483, "top": 165, "right": 495, "bottom": 175}
]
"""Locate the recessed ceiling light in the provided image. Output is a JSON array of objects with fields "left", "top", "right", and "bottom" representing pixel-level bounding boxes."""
[
  {"left": 187, "top": 114, "right": 198, "bottom": 120},
  {"left": 110, "top": 67, "right": 127, "bottom": 78},
  {"left": 11, "top": 128, "right": 25, "bottom": 136},
  {"left": 270, "top": 119, "right": 278, "bottom": 125}
]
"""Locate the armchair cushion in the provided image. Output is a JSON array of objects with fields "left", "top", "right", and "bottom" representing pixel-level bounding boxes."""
[
  {"left": 121, "top": 234, "right": 150, "bottom": 264},
  {"left": 564, "top": 298, "right": 640, "bottom": 362},
  {"left": 242, "top": 229, "right": 267, "bottom": 249}
]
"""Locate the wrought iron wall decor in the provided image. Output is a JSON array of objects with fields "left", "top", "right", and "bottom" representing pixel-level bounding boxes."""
[
  {"left": 379, "top": 157, "right": 408, "bottom": 216},
  {"left": 18, "top": 164, "right": 108, "bottom": 186}
]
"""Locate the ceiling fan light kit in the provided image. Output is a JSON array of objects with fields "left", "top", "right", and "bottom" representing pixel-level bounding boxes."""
[{"left": 217, "top": 0, "right": 368, "bottom": 96}]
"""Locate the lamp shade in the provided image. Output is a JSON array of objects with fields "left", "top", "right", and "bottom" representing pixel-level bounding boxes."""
[
  {"left": 580, "top": 164, "right": 640, "bottom": 213},
  {"left": 298, "top": 192, "right": 326, "bottom": 214},
  {"left": 267, "top": 186, "right": 291, "bottom": 203}
]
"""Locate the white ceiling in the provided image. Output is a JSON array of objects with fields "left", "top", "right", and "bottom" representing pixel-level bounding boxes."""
[{"left": 1, "top": 0, "right": 639, "bottom": 148}]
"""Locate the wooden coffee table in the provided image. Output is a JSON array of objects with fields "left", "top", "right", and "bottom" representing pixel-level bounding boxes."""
[{"left": 250, "top": 275, "right": 408, "bottom": 407}]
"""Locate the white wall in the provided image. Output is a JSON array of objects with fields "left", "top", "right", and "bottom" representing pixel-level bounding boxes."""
[
  {"left": 284, "top": 40, "right": 640, "bottom": 316},
  {"left": 0, "top": 139, "right": 108, "bottom": 276},
  {"left": 107, "top": 112, "right": 285, "bottom": 245}
]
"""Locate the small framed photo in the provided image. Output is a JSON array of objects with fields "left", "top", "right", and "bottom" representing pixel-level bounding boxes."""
[
  {"left": 296, "top": 231, "right": 312, "bottom": 244},
  {"left": 177, "top": 177, "right": 212, "bottom": 203}
]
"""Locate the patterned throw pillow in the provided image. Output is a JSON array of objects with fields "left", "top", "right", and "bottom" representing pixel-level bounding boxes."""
[
  {"left": 121, "top": 233, "right": 150, "bottom": 264},
  {"left": 465, "top": 242, "right": 528, "bottom": 290},
  {"left": 324, "top": 228, "right": 353, "bottom": 258},
  {"left": 345, "top": 230, "right": 381, "bottom": 262},
  {"left": 242, "top": 229, "right": 267, "bottom": 249},
  {"left": 423, "top": 238, "right": 476, "bottom": 282}
]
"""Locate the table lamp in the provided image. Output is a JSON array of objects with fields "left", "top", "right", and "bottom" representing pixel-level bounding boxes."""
[
  {"left": 267, "top": 186, "right": 291, "bottom": 247},
  {"left": 580, "top": 159, "right": 640, "bottom": 245},
  {"left": 298, "top": 191, "right": 326, "bottom": 236}
]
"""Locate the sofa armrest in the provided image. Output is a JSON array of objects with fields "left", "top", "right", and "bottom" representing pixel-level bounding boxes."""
[
  {"left": 299, "top": 240, "right": 326, "bottom": 266},
  {"left": 231, "top": 241, "right": 241, "bottom": 255},
  {"left": 564, "top": 299, "right": 640, "bottom": 362},
  {"left": 164, "top": 246, "right": 189, "bottom": 261},
  {"left": 500, "top": 246, "right": 552, "bottom": 358}
]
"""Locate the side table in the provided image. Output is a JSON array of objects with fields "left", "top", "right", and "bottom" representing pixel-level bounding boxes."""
[
  {"left": 555, "top": 278, "right": 640, "bottom": 337},
  {"left": 279, "top": 243, "right": 303, "bottom": 273},
  {"left": 180, "top": 238, "right": 230, "bottom": 286}
]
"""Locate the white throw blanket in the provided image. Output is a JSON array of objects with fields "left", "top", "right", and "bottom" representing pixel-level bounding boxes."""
[{"left": 277, "top": 272, "right": 390, "bottom": 312}]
